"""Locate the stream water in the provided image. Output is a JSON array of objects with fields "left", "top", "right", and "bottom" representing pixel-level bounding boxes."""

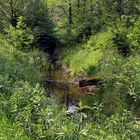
[{"left": 44, "top": 67, "right": 83, "bottom": 107}]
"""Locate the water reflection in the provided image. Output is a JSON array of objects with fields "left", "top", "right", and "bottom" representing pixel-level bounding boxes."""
[{"left": 44, "top": 69, "right": 82, "bottom": 106}]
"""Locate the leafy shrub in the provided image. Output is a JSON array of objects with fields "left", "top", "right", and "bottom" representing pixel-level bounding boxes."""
[
  {"left": 0, "top": 21, "right": 49, "bottom": 139},
  {"left": 127, "top": 17, "right": 140, "bottom": 50},
  {"left": 3, "top": 17, "right": 34, "bottom": 51},
  {"left": 112, "top": 16, "right": 140, "bottom": 56},
  {"left": 96, "top": 50, "right": 140, "bottom": 115}
]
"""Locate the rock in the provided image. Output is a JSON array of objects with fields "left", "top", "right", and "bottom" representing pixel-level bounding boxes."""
[{"left": 80, "top": 86, "right": 99, "bottom": 94}]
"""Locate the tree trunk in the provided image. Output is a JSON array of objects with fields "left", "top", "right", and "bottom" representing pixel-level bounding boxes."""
[
  {"left": 77, "top": 0, "right": 80, "bottom": 8},
  {"left": 9, "top": 0, "right": 17, "bottom": 27},
  {"left": 68, "top": 0, "right": 73, "bottom": 27},
  {"left": 116, "top": 0, "right": 123, "bottom": 17}
]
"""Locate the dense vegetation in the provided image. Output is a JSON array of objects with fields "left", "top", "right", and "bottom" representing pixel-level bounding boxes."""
[{"left": 0, "top": 0, "right": 140, "bottom": 139}]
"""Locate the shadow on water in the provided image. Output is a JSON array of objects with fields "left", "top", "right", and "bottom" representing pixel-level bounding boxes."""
[{"left": 43, "top": 67, "right": 83, "bottom": 107}]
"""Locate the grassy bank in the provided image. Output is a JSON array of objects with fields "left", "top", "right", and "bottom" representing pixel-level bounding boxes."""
[{"left": 60, "top": 26, "right": 140, "bottom": 116}]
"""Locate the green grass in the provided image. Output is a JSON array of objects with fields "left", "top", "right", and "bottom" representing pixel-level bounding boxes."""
[{"left": 60, "top": 29, "right": 115, "bottom": 75}]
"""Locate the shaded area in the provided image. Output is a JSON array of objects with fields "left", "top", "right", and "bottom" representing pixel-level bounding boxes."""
[{"left": 37, "top": 34, "right": 61, "bottom": 64}]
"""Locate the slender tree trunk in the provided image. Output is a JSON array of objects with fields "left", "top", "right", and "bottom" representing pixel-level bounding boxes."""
[
  {"left": 117, "top": 0, "right": 123, "bottom": 17},
  {"left": 9, "top": 0, "right": 17, "bottom": 27},
  {"left": 68, "top": 0, "right": 73, "bottom": 27},
  {"left": 77, "top": 0, "right": 80, "bottom": 8},
  {"left": 67, "top": 0, "right": 73, "bottom": 40}
]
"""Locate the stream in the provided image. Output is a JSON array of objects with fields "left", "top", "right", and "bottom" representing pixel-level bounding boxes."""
[
  {"left": 44, "top": 67, "right": 83, "bottom": 107},
  {"left": 42, "top": 42, "right": 99, "bottom": 108}
]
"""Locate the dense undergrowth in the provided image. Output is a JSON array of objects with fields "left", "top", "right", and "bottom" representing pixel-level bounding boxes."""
[
  {"left": 0, "top": 0, "right": 140, "bottom": 139},
  {"left": 0, "top": 17, "right": 140, "bottom": 139}
]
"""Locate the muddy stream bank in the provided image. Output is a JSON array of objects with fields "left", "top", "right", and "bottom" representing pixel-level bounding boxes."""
[{"left": 42, "top": 42, "right": 101, "bottom": 108}]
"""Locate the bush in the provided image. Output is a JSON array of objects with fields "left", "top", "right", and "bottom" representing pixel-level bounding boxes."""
[
  {"left": 0, "top": 21, "right": 49, "bottom": 139},
  {"left": 96, "top": 50, "right": 140, "bottom": 115}
]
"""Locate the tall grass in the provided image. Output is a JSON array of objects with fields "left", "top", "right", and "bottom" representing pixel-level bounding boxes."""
[{"left": 60, "top": 29, "right": 114, "bottom": 75}]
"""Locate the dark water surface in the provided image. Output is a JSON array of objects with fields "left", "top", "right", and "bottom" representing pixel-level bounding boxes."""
[{"left": 44, "top": 68, "right": 83, "bottom": 105}]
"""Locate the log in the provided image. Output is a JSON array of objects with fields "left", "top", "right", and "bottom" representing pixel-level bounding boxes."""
[{"left": 79, "top": 78, "right": 102, "bottom": 87}]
